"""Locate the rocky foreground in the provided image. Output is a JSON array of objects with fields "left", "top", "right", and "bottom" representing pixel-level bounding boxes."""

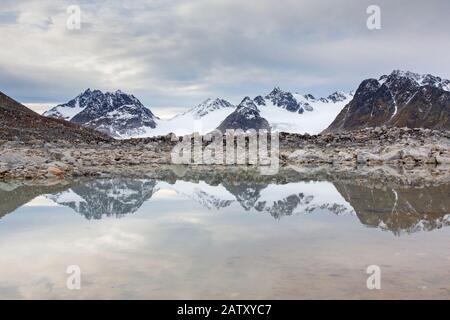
[{"left": 0, "top": 127, "right": 449, "bottom": 180}]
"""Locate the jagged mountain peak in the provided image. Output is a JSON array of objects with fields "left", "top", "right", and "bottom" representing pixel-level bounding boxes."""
[
  {"left": 267, "top": 86, "right": 283, "bottom": 96},
  {"left": 265, "top": 87, "right": 306, "bottom": 114},
  {"left": 184, "top": 97, "right": 234, "bottom": 118},
  {"left": 44, "top": 89, "right": 157, "bottom": 138},
  {"left": 238, "top": 96, "right": 259, "bottom": 110},
  {"left": 386, "top": 69, "right": 435, "bottom": 82},
  {"left": 79, "top": 88, "right": 105, "bottom": 100},
  {"left": 327, "top": 91, "right": 351, "bottom": 103},
  {"left": 235, "top": 97, "right": 261, "bottom": 119},
  {"left": 43, "top": 83, "right": 357, "bottom": 138},
  {"left": 303, "top": 93, "right": 316, "bottom": 101},
  {"left": 253, "top": 95, "right": 266, "bottom": 106},
  {"left": 380, "top": 70, "right": 450, "bottom": 91},
  {"left": 217, "top": 96, "right": 270, "bottom": 132},
  {"left": 266, "top": 86, "right": 289, "bottom": 100}
]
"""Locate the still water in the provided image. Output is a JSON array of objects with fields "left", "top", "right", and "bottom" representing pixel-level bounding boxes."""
[{"left": 0, "top": 167, "right": 449, "bottom": 299}]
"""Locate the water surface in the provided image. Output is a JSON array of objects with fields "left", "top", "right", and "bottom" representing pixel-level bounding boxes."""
[{"left": 0, "top": 168, "right": 449, "bottom": 299}]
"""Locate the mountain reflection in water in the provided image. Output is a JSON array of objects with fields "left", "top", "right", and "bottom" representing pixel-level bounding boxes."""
[{"left": 1, "top": 168, "right": 449, "bottom": 235}]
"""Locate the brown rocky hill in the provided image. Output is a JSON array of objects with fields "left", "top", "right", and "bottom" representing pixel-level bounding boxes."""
[
  {"left": 0, "top": 91, "right": 112, "bottom": 142},
  {"left": 323, "top": 70, "right": 450, "bottom": 133}
]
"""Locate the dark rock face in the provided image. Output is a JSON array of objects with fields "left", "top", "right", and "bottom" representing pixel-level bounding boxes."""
[
  {"left": 395, "top": 86, "right": 450, "bottom": 129},
  {"left": 216, "top": 97, "right": 270, "bottom": 133},
  {"left": 253, "top": 95, "right": 266, "bottom": 106},
  {"left": 304, "top": 94, "right": 316, "bottom": 101},
  {"left": 326, "top": 91, "right": 350, "bottom": 103},
  {"left": 324, "top": 70, "right": 450, "bottom": 133},
  {"left": 45, "top": 89, "right": 158, "bottom": 138},
  {"left": 0, "top": 90, "right": 111, "bottom": 143},
  {"left": 265, "top": 87, "right": 305, "bottom": 113}
]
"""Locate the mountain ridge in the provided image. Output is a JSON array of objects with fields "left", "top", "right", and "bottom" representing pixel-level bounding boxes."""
[
  {"left": 323, "top": 70, "right": 450, "bottom": 133},
  {"left": 44, "top": 89, "right": 158, "bottom": 138},
  {"left": 39, "top": 69, "right": 449, "bottom": 139}
]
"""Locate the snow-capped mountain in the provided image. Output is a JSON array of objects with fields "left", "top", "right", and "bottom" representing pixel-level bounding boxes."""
[
  {"left": 44, "top": 89, "right": 158, "bottom": 138},
  {"left": 149, "top": 89, "right": 353, "bottom": 137},
  {"left": 325, "top": 91, "right": 353, "bottom": 103},
  {"left": 255, "top": 87, "right": 354, "bottom": 134},
  {"left": 43, "top": 87, "right": 354, "bottom": 138},
  {"left": 261, "top": 87, "right": 310, "bottom": 113},
  {"left": 324, "top": 70, "right": 450, "bottom": 133},
  {"left": 141, "top": 98, "right": 236, "bottom": 136},
  {"left": 379, "top": 70, "right": 450, "bottom": 91},
  {"left": 41, "top": 70, "right": 448, "bottom": 138},
  {"left": 216, "top": 97, "right": 270, "bottom": 133},
  {"left": 185, "top": 98, "right": 234, "bottom": 118}
]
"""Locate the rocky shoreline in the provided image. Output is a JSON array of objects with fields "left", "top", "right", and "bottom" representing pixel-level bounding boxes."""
[
  {"left": 283, "top": 126, "right": 450, "bottom": 165},
  {"left": 0, "top": 127, "right": 449, "bottom": 181}
]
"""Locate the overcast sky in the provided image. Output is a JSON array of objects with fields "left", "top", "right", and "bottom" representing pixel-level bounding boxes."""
[{"left": 0, "top": 0, "right": 449, "bottom": 116}]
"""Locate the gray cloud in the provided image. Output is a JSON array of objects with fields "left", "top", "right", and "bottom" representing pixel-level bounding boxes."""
[{"left": 0, "top": 0, "right": 449, "bottom": 112}]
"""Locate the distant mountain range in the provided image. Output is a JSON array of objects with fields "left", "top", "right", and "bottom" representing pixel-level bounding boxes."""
[
  {"left": 3, "top": 69, "right": 447, "bottom": 140},
  {"left": 43, "top": 87, "right": 354, "bottom": 138}
]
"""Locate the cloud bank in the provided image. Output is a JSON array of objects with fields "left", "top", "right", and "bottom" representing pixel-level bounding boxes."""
[{"left": 0, "top": 0, "right": 449, "bottom": 112}]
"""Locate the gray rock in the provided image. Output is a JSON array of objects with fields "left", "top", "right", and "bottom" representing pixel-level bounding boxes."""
[
  {"left": 0, "top": 153, "right": 26, "bottom": 166},
  {"left": 436, "top": 155, "right": 450, "bottom": 164}
]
